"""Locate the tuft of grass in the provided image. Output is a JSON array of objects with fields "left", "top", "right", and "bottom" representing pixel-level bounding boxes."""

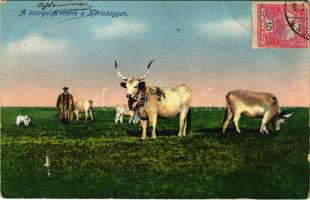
[{"left": 1, "top": 107, "right": 309, "bottom": 198}]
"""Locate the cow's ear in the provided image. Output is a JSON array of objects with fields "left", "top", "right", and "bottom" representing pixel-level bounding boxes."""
[
  {"left": 138, "top": 81, "right": 146, "bottom": 90},
  {"left": 120, "top": 82, "right": 127, "bottom": 88}
]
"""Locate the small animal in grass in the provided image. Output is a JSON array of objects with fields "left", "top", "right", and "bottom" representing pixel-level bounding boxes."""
[
  {"left": 16, "top": 115, "right": 31, "bottom": 126},
  {"left": 43, "top": 154, "right": 52, "bottom": 178}
]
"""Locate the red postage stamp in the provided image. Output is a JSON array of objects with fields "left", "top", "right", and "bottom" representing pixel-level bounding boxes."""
[{"left": 252, "top": 1, "right": 309, "bottom": 48}]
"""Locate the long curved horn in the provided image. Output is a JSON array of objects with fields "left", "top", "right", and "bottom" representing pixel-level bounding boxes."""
[
  {"left": 114, "top": 60, "right": 127, "bottom": 81},
  {"left": 137, "top": 60, "right": 154, "bottom": 81},
  {"left": 280, "top": 108, "right": 299, "bottom": 118}
]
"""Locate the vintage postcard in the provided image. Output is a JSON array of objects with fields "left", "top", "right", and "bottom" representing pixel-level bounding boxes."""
[{"left": 0, "top": 1, "right": 309, "bottom": 199}]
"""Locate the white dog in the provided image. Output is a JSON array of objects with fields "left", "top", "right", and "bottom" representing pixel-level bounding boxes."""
[{"left": 16, "top": 115, "right": 31, "bottom": 126}]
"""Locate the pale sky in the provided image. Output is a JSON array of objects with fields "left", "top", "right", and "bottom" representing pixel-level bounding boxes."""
[{"left": 0, "top": 1, "right": 309, "bottom": 107}]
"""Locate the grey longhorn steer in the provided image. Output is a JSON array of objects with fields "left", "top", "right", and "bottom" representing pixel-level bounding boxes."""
[
  {"left": 222, "top": 90, "right": 297, "bottom": 134},
  {"left": 115, "top": 60, "right": 192, "bottom": 140}
]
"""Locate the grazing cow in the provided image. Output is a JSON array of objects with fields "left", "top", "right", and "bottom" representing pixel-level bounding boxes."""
[
  {"left": 222, "top": 90, "right": 297, "bottom": 134},
  {"left": 16, "top": 115, "right": 31, "bottom": 126},
  {"left": 74, "top": 99, "right": 94, "bottom": 121},
  {"left": 115, "top": 60, "right": 192, "bottom": 140},
  {"left": 115, "top": 103, "right": 137, "bottom": 124}
]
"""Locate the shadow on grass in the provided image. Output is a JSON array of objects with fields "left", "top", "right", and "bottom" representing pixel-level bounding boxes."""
[
  {"left": 127, "top": 127, "right": 279, "bottom": 139},
  {"left": 198, "top": 127, "right": 259, "bottom": 134},
  {"left": 127, "top": 129, "right": 179, "bottom": 137},
  {"left": 196, "top": 127, "right": 280, "bottom": 139}
]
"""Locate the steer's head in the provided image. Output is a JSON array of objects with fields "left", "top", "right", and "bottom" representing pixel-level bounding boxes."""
[
  {"left": 271, "top": 108, "right": 298, "bottom": 131},
  {"left": 115, "top": 60, "right": 154, "bottom": 110}
]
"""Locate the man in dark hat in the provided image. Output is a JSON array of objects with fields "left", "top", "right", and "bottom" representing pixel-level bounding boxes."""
[{"left": 56, "top": 87, "right": 75, "bottom": 124}]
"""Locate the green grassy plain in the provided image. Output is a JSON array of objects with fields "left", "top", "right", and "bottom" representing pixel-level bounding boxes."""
[{"left": 1, "top": 107, "right": 309, "bottom": 198}]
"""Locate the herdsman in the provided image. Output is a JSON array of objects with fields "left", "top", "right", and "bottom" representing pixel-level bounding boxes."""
[{"left": 56, "top": 87, "right": 75, "bottom": 124}]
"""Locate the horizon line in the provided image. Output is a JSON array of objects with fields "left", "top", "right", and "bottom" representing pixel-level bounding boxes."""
[{"left": 1, "top": 105, "right": 308, "bottom": 108}]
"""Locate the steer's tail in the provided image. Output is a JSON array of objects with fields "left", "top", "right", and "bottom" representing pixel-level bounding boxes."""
[
  {"left": 186, "top": 107, "right": 192, "bottom": 134},
  {"left": 222, "top": 93, "right": 232, "bottom": 125},
  {"left": 222, "top": 106, "right": 229, "bottom": 125}
]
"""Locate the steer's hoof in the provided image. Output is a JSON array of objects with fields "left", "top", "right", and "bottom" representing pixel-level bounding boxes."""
[
  {"left": 140, "top": 138, "right": 146, "bottom": 142},
  {"left": 150, "top": 138, "right": 156, "bottom": 141},
  {"left": 261, "top": 131, "right": 269, "bottom": 135}
]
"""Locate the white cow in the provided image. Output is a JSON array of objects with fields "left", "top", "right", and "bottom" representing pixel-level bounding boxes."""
[
  {"left": 16, "top": 115, "right": 31, "bottom": 126},
  {"left": 115, "top": 60, "right": 192, "bottom": 140},
  {"left": 74, "top": 99, "right": 94, "bottom": 121},
  {"left": 115, "top": 103, "right": 137, "bottom": 124}
]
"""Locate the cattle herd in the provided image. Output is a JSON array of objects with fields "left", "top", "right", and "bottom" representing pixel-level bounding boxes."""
[
  {"left": 113, "top": 60, "right": 297, "bottom": 140},
  {"left": 16, "top": 60, "right": 297, "bottom": 141}
]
